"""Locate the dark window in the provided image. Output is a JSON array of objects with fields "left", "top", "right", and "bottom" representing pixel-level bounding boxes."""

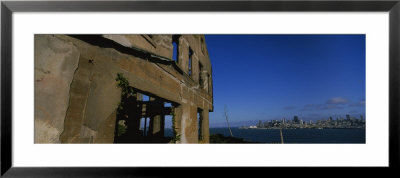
[
  {"left": 198, "top": 108, "right": 203, "bottom": 141},
  {"left": 188, "top": 48, "right": 193, "bottom": 76},
  {"left": 172, "top": 35, "right": 180, "bottom": 62}
]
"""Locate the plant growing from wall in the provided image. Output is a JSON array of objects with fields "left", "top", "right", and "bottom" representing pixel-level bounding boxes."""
[
  {"left": 115, "top": 73, "right": 133, "bottom": 137},
  {"left": 117, "top": 120, "right": 127, "bottom": 136},
  {"left": 171, "top": 108, "right": 181, "bottom": 143},
  {"left": 116, "top": 73, "right": 133, "bottom": 96}
]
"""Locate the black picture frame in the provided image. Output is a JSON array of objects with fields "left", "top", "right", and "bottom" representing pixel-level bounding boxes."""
[{"left": 1, "top": 0, "right": 399, "bottom": 177}]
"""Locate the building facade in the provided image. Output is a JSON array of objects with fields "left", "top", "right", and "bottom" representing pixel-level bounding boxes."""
[{"left": 34, "top": 34, "right": 213, "bottom": 143}]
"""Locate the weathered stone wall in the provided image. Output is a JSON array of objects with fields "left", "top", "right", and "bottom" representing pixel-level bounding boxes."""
[
  {"left": 34, "top": 34, "right": 213, "bottom": 143},
  {"left": 34, "top": 35, "right": 80, "bottom": 143}
]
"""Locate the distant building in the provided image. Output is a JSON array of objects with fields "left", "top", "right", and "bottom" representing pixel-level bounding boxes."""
[
  {"left": 346, "top": 114, "right": 351, "bottom": 120},
  {"left": 258, "top": 120, "right": 263, "bottom": 128},
  {"left": 293, "top": 116, "right": 300, "bottom": 124}
]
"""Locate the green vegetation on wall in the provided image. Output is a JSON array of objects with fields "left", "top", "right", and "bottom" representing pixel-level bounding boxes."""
[
  {"left": 115, "top": 73, "right": 133, "bottom": 137},
  {"left": 116, "top": 73, "right": 133, "bottom": 96},
  {"left": 117, "top": 120, "right": 127, "bottom": 136},
  {"left": 171, "top": 108, "right": 181, "bottom": 143}
]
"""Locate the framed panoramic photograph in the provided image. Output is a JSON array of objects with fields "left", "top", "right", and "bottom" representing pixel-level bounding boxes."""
[{"left": 1, "top": 0, "right": 399, "bottom": 177}]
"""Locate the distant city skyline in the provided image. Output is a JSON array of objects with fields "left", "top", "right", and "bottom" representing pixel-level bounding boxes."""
[{"left": 205, "top": 35, "right": 365, "bottom": 128}]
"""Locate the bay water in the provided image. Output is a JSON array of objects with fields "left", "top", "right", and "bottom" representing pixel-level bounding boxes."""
[{"left": 165, "top": 127, "right": 366, "bottom": 143}]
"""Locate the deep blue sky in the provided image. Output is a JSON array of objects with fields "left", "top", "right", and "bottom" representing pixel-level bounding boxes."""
[{"left": 205, "top": 35, "right": 366, "bottom": 128}]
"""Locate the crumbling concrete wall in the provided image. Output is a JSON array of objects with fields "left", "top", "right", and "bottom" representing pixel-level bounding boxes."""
[
  {"left": 34, "top": 34, "right": 213, "bottom": 143},
  {"left": 34, "top": 35, "right": 80, "bottom": 143}
]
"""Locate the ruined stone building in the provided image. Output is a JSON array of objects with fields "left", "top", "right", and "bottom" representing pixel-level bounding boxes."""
[{"left": 34, "top": 34, "right": 213, "bottom": 143}]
